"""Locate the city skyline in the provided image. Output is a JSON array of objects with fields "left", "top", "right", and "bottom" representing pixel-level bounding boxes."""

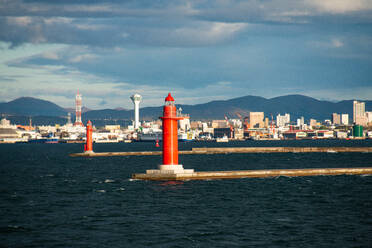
[{"left": 1, "top": 0, "right": 372, "bottom": 109}]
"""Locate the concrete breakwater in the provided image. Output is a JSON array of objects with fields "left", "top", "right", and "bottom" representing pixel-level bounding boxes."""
[
  {"left": 70, "top": 151, "right": 162, "bottom": 157},
  {"left": 132, "top": 167, "right": 372, "bottom": 181},
  {"left": 189, "top": 147, "right": 372, "bottom": 154},
  {"left": 69, "top": 147, "right": 372, "bottom": 157}
]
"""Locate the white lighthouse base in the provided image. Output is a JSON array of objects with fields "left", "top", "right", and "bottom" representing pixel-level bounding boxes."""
[{"left": 146, "top": 164, "right": 194, "bottom": 175}]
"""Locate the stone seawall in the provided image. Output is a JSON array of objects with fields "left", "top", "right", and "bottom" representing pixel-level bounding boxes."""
[
  {"left": 70, "top": 147, "right": 372, "bottom": 157},
  {"left": 132, "top": 167, "right": 372, "bottom": 181}
]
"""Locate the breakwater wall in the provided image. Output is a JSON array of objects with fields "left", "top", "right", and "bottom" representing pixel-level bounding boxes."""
[
  {"left": 69, "top": 147, "right": 372, "bottom": 157},
  {"left": 132, "top": 167, "right": 372, "bottom": 181},
  {"left": 190, "top": 147, "right": 372, "bottom": 154},
  {"left": 70, "top": 151, "right": 162, "bottom": 157}
]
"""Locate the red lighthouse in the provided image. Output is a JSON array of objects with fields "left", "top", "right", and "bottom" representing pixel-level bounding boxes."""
[
  {"left": 84, "top": 120, "right": 93, "bottom": 153},
  {"left": 160, "top": 93, "right": 183, "bottom": 165},
  {"left": 157, "top": 93, "right": 193, "bottom": 174}
]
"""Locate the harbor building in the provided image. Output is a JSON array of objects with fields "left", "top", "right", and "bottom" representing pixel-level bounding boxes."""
[
  {"left": 332, "top": 113, "right": 341, "bottom": 125},
  {"left": 276, "top": 113, "right": 290, "bottom": 127},
  {"left": 249, "top": 112, "right": 264, "bottom": 128},
  {"left": 341, "top": 114, "right": 349, "bottom": 125},
  {"left": 0, "top": 128, "right": 20, "bottom": 142},
  {"left": 178, "top": 108, "right": 191, "bottom": 131},
  {"left": 0, "top": 118, "right": 23, "bottom": 143},
  {"left": 297, "top": 117, "right": 305, "bottom": 127},
  {"left": 366, "top": 112, "right": 372, "bottom": 125},
  {"left": 214, "top": 128, "right": 232, "bottom": 138},
  {"left": 353, "top": 100, "right": 368, "bottom": 126},
  {"left": 0, "top": 118, "right": 16, "bottom": 129},
  {"left": 309, "top": 119, "right": 317, "bottom": 128},
  {"left": 190, "top": 121, "right": 202, "bottom": 130},
  {"left": 211, "top": 120, "right": 228, "bottom": 128}
]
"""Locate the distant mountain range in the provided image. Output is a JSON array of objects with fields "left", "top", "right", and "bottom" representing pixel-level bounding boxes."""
[
  {"left": 0, "top": 97, "right": 67, "bottom": 117},
  {"left": 1, "top": 95, "right": 371, "bottom": 125}
]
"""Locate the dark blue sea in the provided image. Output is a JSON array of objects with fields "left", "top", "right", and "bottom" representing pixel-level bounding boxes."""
[{"left": 1, "top": 140, "right": 372, "bottom": 247}]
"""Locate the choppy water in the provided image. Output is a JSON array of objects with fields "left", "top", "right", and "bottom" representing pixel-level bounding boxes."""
[{"left": 1, "top": 140, "right": 372, "bottom": 247}]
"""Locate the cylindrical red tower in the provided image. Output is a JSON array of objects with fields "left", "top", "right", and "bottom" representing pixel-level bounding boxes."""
[
  {"left": 160, "top": 93, "right": 185, "bottom": 166},
  {"left": 84, "top": 120, "right": 93, "bottom": 153}
]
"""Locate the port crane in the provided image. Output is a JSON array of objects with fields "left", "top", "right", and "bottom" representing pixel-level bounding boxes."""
[
  {"left": 270, "top": 113, "right": 274, "bottom": 135},
  {"left": 224, "top": 115, "right": 234, "bottom": 139},
  {"left": 235, "top": 112, "right": 250, "bottom": 131}
]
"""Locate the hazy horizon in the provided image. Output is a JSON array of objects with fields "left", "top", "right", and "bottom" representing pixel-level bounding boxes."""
[{"left": 2, "top": 94, "right": 371, "bottom": 111}]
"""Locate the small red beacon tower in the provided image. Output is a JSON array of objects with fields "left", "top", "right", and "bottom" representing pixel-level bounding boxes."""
[
  {"left": 84, "top": 120, "right": 93, "bottom": 153},
  {"left": 160, "top": 93, "right": 184, "bottom": 165},
  {"left": 149, "top": 93, "right": 194, "bottom": 174}
]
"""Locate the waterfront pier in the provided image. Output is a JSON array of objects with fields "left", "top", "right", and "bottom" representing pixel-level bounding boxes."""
[
  {"left": 69, "top": 146, "right": 372, "bottom": 157},
  {"left": 132, "top": 167, "right": 372, "bottom": 181}
]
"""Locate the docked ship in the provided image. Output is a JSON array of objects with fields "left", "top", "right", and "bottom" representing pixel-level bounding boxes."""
[
  {"left": 28, "top": 132, "right": 59, "bottom": 143},
  {"left": 94, "top": 138, "right": 120, "bottom": 143},
  {"left": 28, "top": 137, "right": 59, "bottom": 144},
  {"left": 216, "top": 135, "right": 229, "bottom": 142},
  {"left": 138, "top": 132, "right": 162, "bottom": 142},
  {"left": 138, "top": 131, "right": 195, "bottom": 142},
  {"left": 178, "top": 132, "right": 195, "bottom": 142}
]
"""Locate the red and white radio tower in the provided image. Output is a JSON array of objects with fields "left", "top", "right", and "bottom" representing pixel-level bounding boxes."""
[{"left": 74, "top": 90, "right": 83, "bottom": 126}]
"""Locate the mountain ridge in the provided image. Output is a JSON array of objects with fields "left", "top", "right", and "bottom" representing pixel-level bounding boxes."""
[
  {"left": 1, "top": 95, "right": 371, "bottom": 123},
  {"left": 0, "top": 97, "right": 67, "bottom": 117}
]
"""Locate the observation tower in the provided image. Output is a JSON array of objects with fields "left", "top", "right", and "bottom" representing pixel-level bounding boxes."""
[
  {"left": 74, "top": 90, "right": 83, "bottom": 126},
  {"left": 130, "top": 94, "right": 142, "bottom": 130}
]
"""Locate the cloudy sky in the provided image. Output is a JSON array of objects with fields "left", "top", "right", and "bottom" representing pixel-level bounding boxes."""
[{"left": 0, "top": 0, "right": 372, "bottom": 109}]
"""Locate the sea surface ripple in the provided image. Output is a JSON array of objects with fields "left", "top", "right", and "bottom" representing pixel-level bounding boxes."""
[{"left": 1, "top": 140, "right": 371, "bottom": 247}]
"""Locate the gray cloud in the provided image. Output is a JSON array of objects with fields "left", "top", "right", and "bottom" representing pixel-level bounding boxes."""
[
  {"left": 0, "top": 16, "right": 248, "bottom": 48},
  {"left": 0, "top": 75, "right": 16, "bottom": 82},
  {"left": 1, "top": 0, "right": 372, "bottom": 108},
  {"left": 1, "top": 0, "right": 371, "bottom": 48},
  {"left": 99, "top": 99, "right": 107, "bottom": 106}
]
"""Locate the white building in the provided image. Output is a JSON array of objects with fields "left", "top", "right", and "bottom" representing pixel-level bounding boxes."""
[
  {"left": 309, "top": 119, "right": 317, "bottom": 129},
  {"left": 341, "top": 114, "right": 349, "bottom": 125},
  {"left": 353, "top": 100, "right": 367, "bottom": 125},
  {"left": 332, "top": 113, "right": 341, "bottom": 125},
  {"left": 297, "top": 117, "right": 304, "bottom": 127},
  {"left": 230, "top": 119, "right": 242, "bottom": 128},
  {"left": 0, "top": 118, "right": 16, "bottom": 129},
  {"left": 366, "top": 112, "right": 372, "bottom": 124},
  {"left": 202, "top": 123, "right": 208, "bottom": 132},
  {"left": 179, "top": 118, "right": 191, "bottom": 131},
  {"left": 276, "top": 113, "right": 290, "bottom": 127}
]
